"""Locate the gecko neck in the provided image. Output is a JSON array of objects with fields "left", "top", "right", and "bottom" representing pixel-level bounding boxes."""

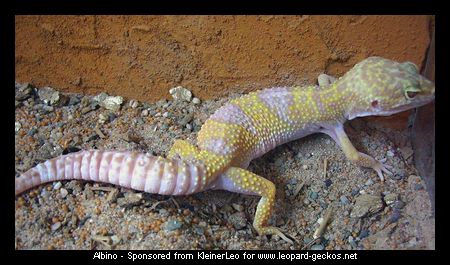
[
  {"left": 328, "top": 76, "right": 363, "bottom": 121},
  {"left": 311, "top": 81, "right": 349, "bottom": 124}
]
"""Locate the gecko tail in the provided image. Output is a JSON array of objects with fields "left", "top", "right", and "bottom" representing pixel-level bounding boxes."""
[{"left": 15, "top": 150, "right": 206, "bottom": 196}]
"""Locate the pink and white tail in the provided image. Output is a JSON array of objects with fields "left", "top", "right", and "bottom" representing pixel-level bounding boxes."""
[{"left": 15, "top": 150, "right": 206, "bottom": 196}]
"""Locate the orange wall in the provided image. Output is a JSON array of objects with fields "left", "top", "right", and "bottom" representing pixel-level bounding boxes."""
[{"left": 16, "top": 15, "right": 431, "bottom": 106}]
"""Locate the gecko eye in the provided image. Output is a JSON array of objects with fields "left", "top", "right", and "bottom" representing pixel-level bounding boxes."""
[
  {"left": 404, "top": 86, "right": 421, "bottom": 100},
  {"left": 406, "top": 91, "right": 418, "bottom": 99},
  {"left": 371, "top": 100, "right": 379, "bottom": 108}
]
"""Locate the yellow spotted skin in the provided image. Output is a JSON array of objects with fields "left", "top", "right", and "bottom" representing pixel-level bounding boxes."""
[
  {"left": 198, "top": 119, "right": 256, "bottom": 166},
  {"left": 169, "top": 57, "right": 434, "bottom": 242},
  {"left": 168, "top": 140, "right": 199, "bottom": 160},
  {"left": 289, "top": 85, "right": 346, "bottom": 123}
]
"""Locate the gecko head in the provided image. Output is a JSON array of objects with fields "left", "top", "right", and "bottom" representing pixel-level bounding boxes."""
[{"left": 341, "top": 57, "right": 435, "bottom": 120}]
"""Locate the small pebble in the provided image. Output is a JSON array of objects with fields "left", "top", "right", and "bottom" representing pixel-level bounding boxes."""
[
  {"left": 169, "top": 86, "right": 192, "bottom": 102},
  {"left": 289, "top": 178, "right": 298, "bottom": 185},
  {"left": 348, "top": 236, "right": 357, "bottom": 248},
  {"left": 111, "top": 235, "right": 120, "bottom": 245},
  {"left": 387, "top": 150, "right": 395, "bottom": 157},
  {"left": 303, "top": 198, "right": 310, "bottom": 205},
  {"left": 40, "top": 189, "right": 49, "bottom": 198},
  {"left": 165, "top": 220, "right": 182, "bottom": 231},
  {"left": 98, "top": 113, "right": 108, "bottom": 124},
  {"left": 340, "top": 195, "right": 350, "bottom": 205},
  {"left": 160, "top": 124, "right": 168, "bottom": 131},
  {"left": 158, "top": 208, "right": 169, "bottom": 216},
  {"left": 108, "top": 113, "right": 117, "bottom": 122},
  {"left": 193, "top": 226, "right": 205, "bottom": 235},
  {"left": 323, "top": 179, "right": 332, "bottom": 188},
  {"left": 407, "top": 237, "right": 418, "bottom": 248},
  {"left": 53, "top": 182, "right": 62, "bottom": 190},
  {"left": 179, "top": 113, "right": 194, "bottom": 126},
  {"left": 162, "top": 102, "right": 170, "bottom": 109},
  {"left": 51, "top": 222, "right": 61, "bottom": 231},
  {"left": 141, "top": 109, "right": 149, "bottom": 116},
  {"left": 350, "top": 194, "right": 383, "bottom": 218},
  {"left": 15, "top": 83, "right": 33, "bottom": 101},
  {"left": 393, "top": 201, "right": 406, "bottom": 209},
  {"left": 96, "top": 93, "right": 123, "bottom": 112},
  {"left": 389, "top": 209, "right": 402, "bottom": 223},
  {"left": 68, "top": 96, "right": 81, "bottom": 106},
  {"left": 27, "top": 127, "right": 38, "bottom": 136},
  {"left": 129, "top": 99, "right": 139, "bottom": 109},
  {"left": 365, "top": 179, "right": 374, "bottom": 186},
  {"left": 192, "top": 97, "right": 201, "bottom": 104},
  {"left": 60, "top": 188, "right": 68, "bottom": 198},
  {"left": 38, "top": 87, "right": 60, "bottom": 106},
  {"left": 310, "top": 244, "right": 324, "bottom": 250},
  {"left": 359, "top": 229, "right": 370, "bottom": 239},
  {"left": 308, "top": 191, "right": 318, "bottom": 201},
  {"left": 228, "top": 212, "right": 247, "bottom": 230},
  {"left": 117, "top": 193, "right": 143, "bottom": 208},
  {"left": 384, "top": 193, "right": 398, "bottom": 205},
  {"left": 15, "top": 122, "right": 21, "bottom": 132},
  {"left": 182, "top": 209, "right": 190, "bottom": 216},
  {"left": 302, "top": 164, "right": 309, "bottom": 170},
  {"left": 232, "top": 203, "right": 244, "bottom": 212}
]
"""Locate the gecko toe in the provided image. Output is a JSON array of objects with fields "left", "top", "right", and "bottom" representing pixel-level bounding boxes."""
[
  {"left": 375, "top": 169, "right": 385, "bottom": 182},
  {"left": 258, "top": 226, "right": 295, "bottom": 244}
]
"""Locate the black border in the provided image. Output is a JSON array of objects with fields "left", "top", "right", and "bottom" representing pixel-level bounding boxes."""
[
  {"left": 9, "top": 0, "right": 439, "bottom": 14},
  {"left": 5, "top": 0, "right": 446, "bottom": 263}
]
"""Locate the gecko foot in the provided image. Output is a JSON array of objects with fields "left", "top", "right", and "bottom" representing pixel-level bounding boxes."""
[
  {"left": 357, "top": 152, "right": 393, "bottom": 182},
  {"left": 372, "top": 158, "right": 393, "bottom": 182}
]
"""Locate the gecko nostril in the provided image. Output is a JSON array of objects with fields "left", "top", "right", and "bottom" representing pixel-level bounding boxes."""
[{"left": 371, "top": 100, "right": 379, "bottom": 108}]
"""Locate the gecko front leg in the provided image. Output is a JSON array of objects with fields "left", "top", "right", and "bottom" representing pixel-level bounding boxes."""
[
  {"left": 217, "top": 167, "right": 294, "bottom": 244},
  {"left": 321, "top": 124, "right": 393, "bottom": 181},
  {"left": 318, "top": 73, "right": 337, "bottom": 88}
]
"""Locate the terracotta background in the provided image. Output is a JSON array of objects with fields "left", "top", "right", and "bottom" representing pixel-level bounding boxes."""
[{"left": 15, "top": 15, "right": 433, "bottom": 127}]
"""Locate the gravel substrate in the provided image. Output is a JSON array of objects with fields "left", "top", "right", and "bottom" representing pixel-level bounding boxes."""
[{"left": 15, "top": 83, "right": 435, "bottom": 250}]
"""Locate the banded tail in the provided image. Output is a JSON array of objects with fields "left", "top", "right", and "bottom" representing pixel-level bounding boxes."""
[{"left": 15, "top": 150, "right": 206, "bottom": 196}]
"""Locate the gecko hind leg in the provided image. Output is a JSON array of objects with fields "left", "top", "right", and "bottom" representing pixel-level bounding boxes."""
[{"left": 220, "top": 167, "right": 295, "bottom": 244}]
